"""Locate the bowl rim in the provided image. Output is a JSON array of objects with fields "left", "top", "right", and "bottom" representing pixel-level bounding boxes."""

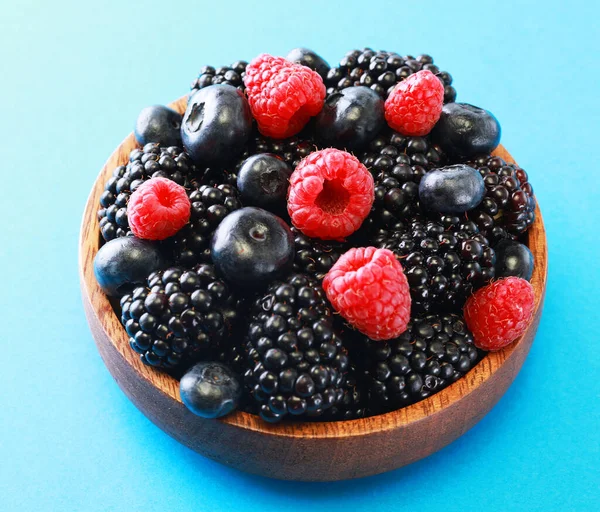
[{"left": 79, "top": 95, "right": 547, "bottom": 440}]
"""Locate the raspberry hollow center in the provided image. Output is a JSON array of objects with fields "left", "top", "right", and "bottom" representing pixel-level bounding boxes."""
[{"left": 315, "top": 179, "right": 350, "bottom": 215}]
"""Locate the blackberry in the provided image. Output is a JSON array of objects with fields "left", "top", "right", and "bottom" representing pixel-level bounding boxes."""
[
  {"left": 291, "top": 227, "right": 345, "bottom": 280},
  {"left": 374, "top": 217, "right": 496, "bottom": 314},
  {"left": 190, "top": 61, "right": 247, "bottom": 93},
  {"left": 325, "top": 48, "right": 456, "bottom": 103},
  {"left": 320, "top": 366, "right": 368, "bottom": 421},
  {"left": 166, "top": 184, "right": 241, "bottom": 268},
  {"left": 466, "top": 155, "right": 536, "bottom": 242},
  {"left": 357, "top": 314, "right": 482, "bottom": 411},
  {"left": 360, "top": 130, "right": 446, "bottom": 231},
  {"left": 98, "top": 143, "right": 198, "bottom": 241},
  {"left": 243, "top": 274, "right": 350, "bottom": 422},
  {"left": 120, "top": 265, "right": 244, "bottom": 369},
  {"left": 250, "top": 133, "right": 317, "bottom": 168}
]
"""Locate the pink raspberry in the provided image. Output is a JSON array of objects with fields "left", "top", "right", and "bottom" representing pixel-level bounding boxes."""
[
  {"left": 244, "top": 53, "right": 326, "bottom": 139},
  {"left": 127, "top": 177, "right": 190, "bottom": 240},
  {"left": 323, "top": 247, "right": 411, "bottom": 340},
  {"left": 384, "top": 70, "right": 444, "bottom": 136},
  {"left": 464, "top": 277, "right": 536, "bottom": 351},
  {"left": 287, "top": 148, "right": 374, "bottom": 240}
]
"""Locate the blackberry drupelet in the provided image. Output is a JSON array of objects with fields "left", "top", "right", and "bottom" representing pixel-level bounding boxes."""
[
  {"left": 374, "top": 217, "right": 496, "bottom": 314},
  {"left": 360, "top": 130, "right": 446, "bottom": 231},
  {"left": 466, "top": 155, "right": 536, "bottom": 242},
  {"left": 166, "top": 184, "right": 241, "bottom": 268},
  {"left": 98, "top": 143, "right": 198, "bottom": 241},
  {"left": 190, "top": 61, "right": 248, "bottom": 93},
  {"left": 250, "top": 133, "right": 317, "bottom": 169},
  {"left": 120, "top": 265, "right": 244, "bottom": 369},
  {"left": 325, "top": 49, "right": 456, "bottom": 103},
  {"left": 357, "top": 314, "right": 482, "bottom": 412},
  {"left": 244, "top": 274, "right": 350, "bottom": 423},
  {"left": 320, "top": 366, "right": 368, "bottom": 421},
  {"left": 291, "top": 227, "right": 346, "bottom": 280}
]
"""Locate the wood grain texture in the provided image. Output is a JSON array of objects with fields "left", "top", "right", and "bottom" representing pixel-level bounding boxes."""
[{"left": 79, "top": 96, "right": 548, "bottom": 481}]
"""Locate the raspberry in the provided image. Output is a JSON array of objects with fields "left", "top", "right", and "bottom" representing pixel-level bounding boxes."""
[
  {"left": 287, "top": 149, "right": 374, "bottom": 240},
  {"left": 128, "top": 177, "right": 191, "bottom": 240},
  {"left": 463, "top": 277, "right": 535, "bottom": 351},
  {"left": 384, "top": 70, "right": 444, "bottom": 137},
  {"left": 323, "top": 247, "right": 411, "bottom": 340},
  {"left": 244, "top": 53, "right": 326, "bottom": 138}
]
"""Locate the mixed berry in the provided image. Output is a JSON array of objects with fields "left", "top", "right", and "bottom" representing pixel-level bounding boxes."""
[{"left": 93, "top": 47, "right": 538, "bottom": 423}]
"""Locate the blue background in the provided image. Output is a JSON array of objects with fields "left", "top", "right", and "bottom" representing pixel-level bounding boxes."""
[{"left": 1, "top": 0, "right": 599, "bottom": 510}]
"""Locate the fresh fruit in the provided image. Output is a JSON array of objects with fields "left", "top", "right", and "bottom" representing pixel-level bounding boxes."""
[
  {"left": 355, "top": 314, "right": 481, "bottom": 411},
  {"left": 418, "top": 164, "right": 485, "bottom": 214},
  {"left": 134, "top": 105, "right": 182, "bottom": 147},
  {"left": 325, "top": 49, "right": 456, "bottom": 102},
  {"left": 285, "top": 48, "right": 330, "bottom": 79},
  {"left": 166, "top": 183, "right": 241, "bottom": 267},
  {"left": 244, "top": 54, "right": 326, "bottom": 138},
  {"left": 494, "top": 239, "right": 534, "bottom": 280},
  {"left": 180, "top": 362, "right": 242, "bottom": 418},
  {"left": 314, "top": 86, "right": 385, "bottom": 150},
  {"left": 98, "top": 144, "right": 197, "bottom": 241},
  {"left": 94, "top": 237, "right": 166, "bottom": 296},
  {"left": 323, "top": 247, "right": 411, "bottom": 340},
  {"left": 320, "top": 366, "right": 368, "bottom": 420},
  {"left": 466, "top": 155, "right": 536, "bottom": 241},
  {"left": 120, "top": 265, "right": 244, "bottom": 368},
  {"left": 291, "top": 227, "right": 345, "bottom": 280},
  {"left": 287, "top": 148, "right": 374, "bottom": 240},
  {"left": 182, "top": 85, "right": 252, "bottom": 164},
  {"left": 464, "top": 277, "right": 535, "bottom": 351},
  {"left": 384, "top": 70, "right": 444, "bottom": 137},
  {"left": 432, "top": 102, "right": 501, "bottom": 159},
  {"left": 237, "top": 154, "right": 292, "bottom": 214},
  {"left": 210, "top": 207, "right": 295, "bottom": 287},
  {"left": 190, "top": 61, "right": 247, "bottom": 93},
  {"left": 127, "top": 177, "right": 191, "bottom": 240},
  {"left": 374, "top": 217, "right": 496, "bottom": 314},
  {"left": 243, "top": 273, "right": 349, "bottom": 422},
  {"left": 250, "top": 133, "right": 316, "bottom": 169}
]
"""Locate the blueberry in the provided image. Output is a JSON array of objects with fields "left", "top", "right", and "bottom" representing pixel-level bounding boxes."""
[
  {"left": 419, "top": 164, "right": 485, "bottom": 214},
  {"left": 134, "top": 105, "right": 183, "bottom": 147},
  {"left": 182, "top": 84, "right": 252, "bottom": 165},
  {"left": 314, "top": 87, "right": 385, "bottom": 151},
  {"left": 285, "top": 47, "right": 330, "bottom": 80},
  {"left": 494, "top": 239, "right": 534, "bottom": 280},
  {"left": 93, "top": 237, "right": 167, "bottom": 296},
  {"left": 237, "top": 154, "right": 292, "bottom": 214},
  {"left": 180, "top": 362, "right": 241, "bottom": 418},
  {"left": 431, "top": 102, "right": 501, "bottom": 159},
  {"left": 211, "top": 207, "right": 294, "bottom": 287}
]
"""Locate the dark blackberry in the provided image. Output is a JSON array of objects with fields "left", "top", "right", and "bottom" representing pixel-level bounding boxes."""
[
  {"left": 374, "top": 217, "right": 496, "bottom": 314},
  {"left": 325, "top": 49, "right": 456, "bottom": 103},
  {"left": 243, "top": 274, "right": 350, "bottom": 422},
  {"left": 165, "top": 184, "right": 241, "bottom": 268},
  {"left": 357, "top": 314, "right": 482, "bottom": 412},
  {"left": 98, "top": 143, "right": 198, "bottom": 241},
  {"left": 250, "top": 133, "right": 317, "bottom": 168},
  {"left": 360, "top": 130, "right": 446, "bottom": 231},
  {"left": 320, "top": 366, "right": 368, "bottom": 421},
  {"left": 190, "top": 61, "right": 247, "bottom": 93},
  {"left": 466, "top": 155, "right": 536, "bottom": 242},
  {"left": 120, "top": 265, "right": 244, "bottom": 369},
  {"left": 291, "top": 227, "right": 345, "bottom": 280}
]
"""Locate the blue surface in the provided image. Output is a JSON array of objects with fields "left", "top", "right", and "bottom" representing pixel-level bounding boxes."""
[{"left": 1, "top": 1, "right": 599, "bottom": 510}]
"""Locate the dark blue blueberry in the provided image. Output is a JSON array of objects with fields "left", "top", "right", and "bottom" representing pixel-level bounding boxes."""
[
  {"left": 182, "top": 84, "right": 252, "bottom": 165},
  {"left": 180, "top": 362, "right": 241, "bottom": 418},
  {"left": 314, "top": 86, "right": 385, "bottom": 151},
  {"left": 285, "top": 48, "right": 330, "bottom": 79},
  {"left": 431, "top": 102, "right": 501, "bottom": 159},
  {"left": 210, "top": 207, "right": 294, "bottom": 288},
  {"left": 494, "top": 239, "right": 534, "bottom": 280},
  {"left": 94, "top": 237, "right": 167, "bottom": 296},
  {"left": 134, "top": 105, "right": 182, "bottom": 147},
  {"left": 237, "top": 154, "right": 292, "bottom": 214},
  {"left": 419, "top": 164, "right": 485, "bottom": 214}
]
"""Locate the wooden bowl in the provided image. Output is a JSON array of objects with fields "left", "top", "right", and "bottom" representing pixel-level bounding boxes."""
[{"left": 79, "top": 96, "right": 547, "bottom": 482}]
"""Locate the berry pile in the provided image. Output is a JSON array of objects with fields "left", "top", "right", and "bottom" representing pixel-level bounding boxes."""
[{"left": 93, "top": 47, "right": 538, "bottom": 423}]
